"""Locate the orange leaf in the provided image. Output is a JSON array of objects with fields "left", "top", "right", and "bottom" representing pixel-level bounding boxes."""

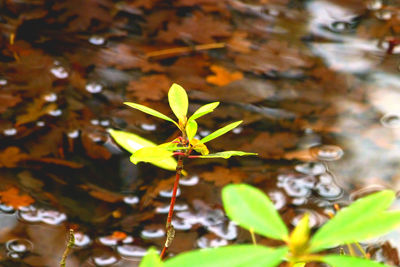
[
  {"left": 206, "top": 65, "right": 243, "bottom": 86},
  {"left": 0, "top": 187, "right": 35, "bottom": 208}
]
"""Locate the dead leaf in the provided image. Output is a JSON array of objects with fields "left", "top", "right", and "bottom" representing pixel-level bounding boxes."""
[
  {"left": 206, "top": 65, "right": 243, "bottom": 86},
  {"left": 127, "top": 74, "right": 171, "bottom": 101},
  {"left": 201, "top": 166, "right": 246, "bottom": 186},
  {"left": 0, "top": 187, "right": 35, "bottom": 208},
  {"left": 0, "top": 93, "right": 22, "bottom": 113},
  {"left": 16, "top": 98, "right": 56, "bottom": 126},
  {"left": 0, "top": 147, "right": 28, "bottom": 168}
]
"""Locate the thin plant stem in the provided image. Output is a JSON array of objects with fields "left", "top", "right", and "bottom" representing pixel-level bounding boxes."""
[
  {"left": 347, "top": 243, "right": 356, "bottom": 257},
  {"left": 249, "top": 228, "right": 257, "bottom": 245},
  {"left": 160, "top": 154, "right": 184, "bottom": 259},
  {"left": 146, "top": 42, "right": 225, "bottom": 59},
  {"left": 60, "top": 229, "right": 75, "bottom": 267}
]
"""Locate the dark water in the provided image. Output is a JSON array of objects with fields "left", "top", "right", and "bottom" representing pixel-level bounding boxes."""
[{"left": 0, "top": 0, "right": 400, "bottom": 266}]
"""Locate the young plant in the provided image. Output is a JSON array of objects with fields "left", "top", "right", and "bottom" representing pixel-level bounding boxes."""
[
  {"left": 110, "top": 83, "right": 256, "bottom": 258},
  {"left": 139, "top": 184, "right": 400, "bottom": 267}
]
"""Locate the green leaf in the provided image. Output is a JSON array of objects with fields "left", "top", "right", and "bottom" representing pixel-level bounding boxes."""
[
  {"left": 222, "top": 184, "right": 289, "bottom": 241},
  {"left": 201, "top": 121, "right": 242, "bottom": 143},
  {"left": 124, "top": 102, "right": 178, "bottom": 127},
  {"left": 164, "top": 245, "right": 287, "bottom": 267},
  {"left": 199, "top": 151, "right": 257, "bottom": 159},
  {"left": 139, "top": 247, "right": 163, "bottom": 267},
  {"left": 108, "top": 129, "right": 177, "bottom": 171},
  {"left": 131, "top": 147, "right": 175, "bottom": 169},
  {"left": 186, "top": 120, "right": 198, "bottom": 141},
  {"left": 188, "top": 102, "right": 220, "bottom": 122},
  {"left": 168, "top": 83, "right": 188, "bottom": 123},
  {"left": 322, "top": 255, "right": 390, "bottom": 267},
  {"left": 293, "top": 263, "right": 306, "bottom": 267},
  {"left": 309, "top": 190, "right": 398, "bottom": 252}
]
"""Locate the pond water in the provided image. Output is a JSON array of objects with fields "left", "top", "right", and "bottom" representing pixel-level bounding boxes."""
[{"left": 0, "top": 0, "right": 400, "bottom": 266}]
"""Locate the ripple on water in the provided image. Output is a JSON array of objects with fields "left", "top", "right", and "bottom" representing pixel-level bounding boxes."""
[
  {"left": 309, "top": 145, "right": 344, "bottom": 161},
  {"left": 179, "top": 175, "right": 199, "bottom": 186},
  {"left": 18, "top": 207, "right": 67, "bottom": 225},
  {"left": 141, "top": 228, "right": 165, "bottom": 239},
  {"left": 381, "top": 113, "right": 400, "bottom": 128},
  {"left": 6, "top": 238, "right": 33, "bottom": 258},
  {"left": 86, "top": 82, "right": 103, "bottom": 93},
  {"left": 92, "top": 251, "right": 120, "bottom": 266},
  {"left": 277, "top": 173, "right": 316, "bottom": 198},
  {"left": 159, "top": 188, "right": 181, "bottom": 198},
  {"left": 295, "top": 162, "right": 326, "bottom": 175},
  {"left": 117, "top": 245, "right": 148, "bottom": 258}
]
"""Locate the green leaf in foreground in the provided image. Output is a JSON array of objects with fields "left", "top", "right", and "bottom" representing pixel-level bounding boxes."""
[
  {"left": 164, "top": 245, "right": 288, "bottom": 267},
  {"left": 199, "top": 151, "right": 257, "bottom": 159},
  {"left": 131, "top": 147, "right": 174, "bottom": 166},
  {"left": 200, "top": 120, "right": 242, "bottom": 143},
  {"left": 139, "top": 247, "right": 163, "bottom": 267},
  {"left": 188, "top": 102, "right": 220, "bottom": 122},
  {"left": 186, "top": 119, "right": 198, "bottom": 141},
  {"left": 322, "top": 255, "right": 389, "bottom": 267},
  {"left": 108, "top": 129, "right": 177, "bottom": 171},
  {"left": 309, "top": 190, "right": 398, "bottom": 252},
  {"left": 124, "top": 102, "right": 178, "bottom": 127},
  {"left": 168, "top": 83, "right": 188, "bottom": 123},
  {"left": 222, "top": 184, "right": 289, "bottom": 240}
]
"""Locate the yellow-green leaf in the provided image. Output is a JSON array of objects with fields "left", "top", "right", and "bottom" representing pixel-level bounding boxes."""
[
  {"left": 222, "top": 184, "right": 289, "bottom": 240},
  {"left": 109, "top": 129, "right": 177, "bottom": 171},
  {"left": 322, "top": 255, "right": 390, "bottom": 267},
  {"left": 199, "top": 151, "right": 257, "bottom": 159},
  {"left": 191, "top": 138, "right": 209, "bottom": 155},
  {"left": 186, "top": 120, "right": 198, "bottom": 141},
  {"left": 289, "top": 213, "right": 310, "bottom": 255},
  {"left": 168, "top": 83, "right": 188, "bottom": 123},
  {"left": 200, "top": 121, "right": 242, "bottom": 143},
  {"left": 131, "top": 147, "right": 173, "bottom": 165},
  {"left": 124, "top": 102, "right": 178, "bottom": 127},
  {"left": 188, "top": 102, "right": 219, "bottom": 122},
  {"left": 139, "top": 248, "right": 163, "bottom": 267}
]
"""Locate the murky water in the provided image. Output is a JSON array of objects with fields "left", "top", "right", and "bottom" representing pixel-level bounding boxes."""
[{"left": 0, "top": 0, "right": 400, "bottom": 266}]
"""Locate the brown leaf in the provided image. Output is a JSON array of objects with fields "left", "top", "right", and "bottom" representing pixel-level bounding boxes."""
[
  {"left": 241, "top": 132, "right": 299, "bottom": 159},
  {"left": 126, "top": 74, "right": 171, "bottom": 101},
  {"left": 81, "top": 131, "right": 111, "bottom": 160},
  {"left": 0, "top": 187, "right": 35, "bottom": 208},
  {"left": 158, "top": 11, "right": 231, "bottom": 43},
  {"left": 0, "top": 93, "right": 22, "bottom": 113},
  {"left": 52, "top": 0, "right": 113, "bottom": 31},
  {"left": 16, "top": 98, "right": 57, "bottom": 126},
  {"left": 206, "top": 65, "right": 243, "bottom": 86},
  {"left": 0, "top": 147, "right": 28, "bottom": 168},
  {"left": 201, "top": 166, "right": 246, "bottom": 186}
]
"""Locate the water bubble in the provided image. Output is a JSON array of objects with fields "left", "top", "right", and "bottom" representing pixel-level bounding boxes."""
[
  {"left": 295, "top": 162, "right": 326, "bottom": 175},
  {"left": 0, "top": 204, "right": 15, "bottom": 213},
  {"left": 367, "top": 0, "right": 382, "bottom": 10},
  {"left": 73, "top": 232, "right": 91, "bottom": 247},
  {"left": 100, "top": 120, "right": 110, "bottom": 127},
  {"left": 0, "top": 79, "right": 7, "bottom": 85},
  {"left": 330, "top": 21, "right": 351, "bottom": 32},
  {"left": 6, "top": 239, "right": 33, "bottom": 253},
  {"left": 86, "top": 82, "right": 103, "bottom": 93},
  {"left": 141, "top": 228, "right": 165, "bottom": 239},
  {"left": 375, "top": 10, "right": 392, "bottom": 20},
  {"left": 197, "top": 236, "right": 228, "bottom": 248},
  {"left": 199, "top": 130, "right": 210, "bottom": 137},
  {"left": 172, "top": 219, "right": 192, "bottom": 230},
  {"left": 159, "top": 188, "right": 181, "bottom": 198},
  {"left": 232, "top": 127, "right": 243, "bottom": 134},
  {"left": 117, "top": 245, "right": 148, "bottom": 257},
  {"left": 381, "top": 113, "right": 400, "bottom": 128},
  {"left": 90, "top": 119, "right": 99, "bottom": 125},
  {"left": 36, "top": 121, "right": 45, "bottom": 127},
  {"left": 208, "top": 221, "right": 237, "bottom": 240},
  {"left": 156, "top": 203, "right": 188, "bottom": 214},
  {"left": 277, "top": 174, "right": 315, "bottom": 197},
  {"left": 3, "top": 128, "right": 17, "bottom": 136},
  {"left": 39, "top": 209, "right": 67, "bottom": 225},
  {"left": 99, "top": 236, "right": 119, "bottom": 246},
  {"left": 67, "top": 130, "right": 79, "bottom": 139},
  {"left": 92, "top": 254, "right": 119, "bottom": 266},
  {"left": 179, "top": 175, "right": 199, "bottom": 186},
  {"left": 43, "top": 93, "right": 57, "bottom": 102},
  {"left": 140, "top": 124, "right": 156, "bottom": 131},
  {"left": 89, "top": 35, "right": 106, "bottom": 45},
  {"left": 88, "top": 133, "right": 102, "bottom": 142},
  {"left": 123, "top": 196, "right": 139, "bottom": 205},
  {"left": 316, "top": 183, "right": 343, "bottom": 199},
  {"left": 48, "top": 109, "right": 62, "bottom": 116},
  {"left": 309, "top": 145, "right": 344, "bottom": 161},
  {"left": 50, "top": 66, "right": 68, "bottom": 79},
  {"left": 18, "top": 207, "right": 42, "bottom": 222},
  {"left": 268, "top": 191, "right": 286, "bottom": 210},
  {"left": 7, "top": 252, "right": 20, "bottom": 259}
]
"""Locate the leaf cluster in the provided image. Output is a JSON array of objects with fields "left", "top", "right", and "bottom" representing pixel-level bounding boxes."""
[
  {"left": 110, "top": 83, "right": 256, "bottom": 169},
  {"left": 139, "top": 184, "right": 400, "bottom": 267}
]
